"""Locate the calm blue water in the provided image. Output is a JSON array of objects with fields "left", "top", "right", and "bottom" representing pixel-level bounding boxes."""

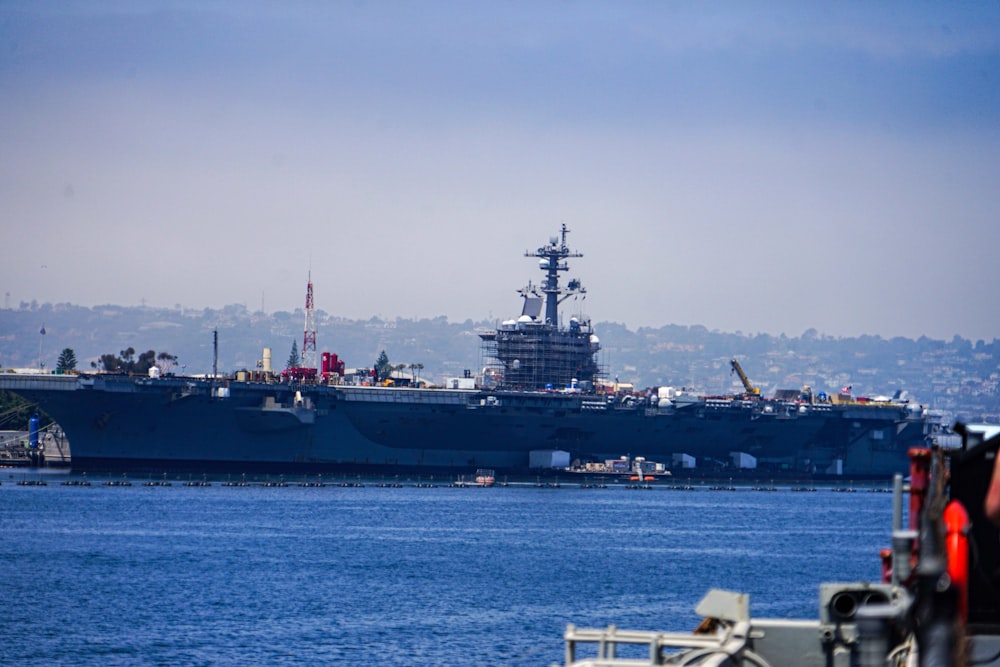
[{"left": 1, "top": 473, "right": 893, "bottom": 666}]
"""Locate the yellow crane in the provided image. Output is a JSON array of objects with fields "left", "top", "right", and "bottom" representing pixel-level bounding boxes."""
[{"left": 730, "top": 358, "right": 760, "bottom": 397}]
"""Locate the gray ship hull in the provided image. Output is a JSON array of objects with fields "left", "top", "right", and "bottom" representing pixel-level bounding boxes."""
[{"left": 1, "top": 373, "right": 937, "bottom": 478}]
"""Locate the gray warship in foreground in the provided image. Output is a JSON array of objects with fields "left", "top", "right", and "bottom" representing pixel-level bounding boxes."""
[
  {"left": 563, "top": 425, "right": 1000, "bottom": 667},
  {"left": 0, "top": 227, "right": 941, "bottom": 477}
]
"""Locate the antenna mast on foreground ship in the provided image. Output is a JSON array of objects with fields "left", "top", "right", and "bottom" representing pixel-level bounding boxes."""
[{"left": 480, "top": 224, "right": 602, "bottom": 390}]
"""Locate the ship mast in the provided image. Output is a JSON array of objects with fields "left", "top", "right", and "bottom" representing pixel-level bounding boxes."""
[
  {"left": 302, "top": 272, "right": 317, "bottom": 371},
  {"left": 525, "top": 223, "right": 585, "bottom": 326}
]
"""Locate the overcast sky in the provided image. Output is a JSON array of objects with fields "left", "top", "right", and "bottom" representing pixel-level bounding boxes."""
[{"left": 2, "top": 2, "right": 999, "bottom": 341}]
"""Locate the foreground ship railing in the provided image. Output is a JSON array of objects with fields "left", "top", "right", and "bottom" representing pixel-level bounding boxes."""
[{"left": 562, "top": 426, "right": 1000, "bottom": 667}]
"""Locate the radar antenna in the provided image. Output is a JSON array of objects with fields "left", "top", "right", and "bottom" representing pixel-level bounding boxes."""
[{"left": 525, "top": 223, "right": 586, "bottom": 325}]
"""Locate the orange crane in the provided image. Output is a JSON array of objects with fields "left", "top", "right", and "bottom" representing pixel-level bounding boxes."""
[{"left": 730, "top": 358, "right": 760, "bottom": 397}]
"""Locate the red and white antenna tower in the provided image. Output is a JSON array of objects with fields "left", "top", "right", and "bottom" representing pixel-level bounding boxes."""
[{"left": 302, "top": 271, "right": 317, "bottom": 370}]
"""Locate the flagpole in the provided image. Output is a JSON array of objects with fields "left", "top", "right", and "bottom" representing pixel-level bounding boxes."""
[{"left": 39, "top": 324, "right": 45, "bottom": 372}]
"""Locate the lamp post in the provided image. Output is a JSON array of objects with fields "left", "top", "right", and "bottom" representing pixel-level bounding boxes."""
[{"left": 38, "top": 324, "right": 46, "bottom": 372}]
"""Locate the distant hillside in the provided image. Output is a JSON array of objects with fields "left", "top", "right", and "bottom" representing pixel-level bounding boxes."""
[{"left": 2, "top": 302, "right": 997, "bottom": 424}]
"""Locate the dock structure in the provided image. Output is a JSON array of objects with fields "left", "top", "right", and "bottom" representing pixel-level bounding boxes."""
[{"left": 0, "top": 428, "right": 70, "bottom": 467}]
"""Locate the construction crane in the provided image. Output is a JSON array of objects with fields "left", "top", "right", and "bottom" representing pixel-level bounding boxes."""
[{"left": 730, "top": 358, "right": 760, "bottom": 397}]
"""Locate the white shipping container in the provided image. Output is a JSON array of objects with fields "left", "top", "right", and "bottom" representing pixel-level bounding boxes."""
[
  {"left": 730, "top": 452, "right": 757, "bottom": 469},
  {"left": 529, "top": 449, "right": 571, "bottom": 469},
  {"left": 672, "top": 453, "right": 696, "bottom": 469}
]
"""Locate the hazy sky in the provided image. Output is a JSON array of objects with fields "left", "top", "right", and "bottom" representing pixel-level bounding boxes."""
[{"left": 3, "top": 2, "right": 999, "bottom": 341}]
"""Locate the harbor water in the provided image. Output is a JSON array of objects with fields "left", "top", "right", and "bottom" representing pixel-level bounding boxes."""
[{"left": 1, "top": 472, "right": 892, "bottom": 666}]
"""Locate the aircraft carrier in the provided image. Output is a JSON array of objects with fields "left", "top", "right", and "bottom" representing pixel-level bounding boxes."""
[{"left": 0, "top": 227, "right": 941, "bottom": 478}]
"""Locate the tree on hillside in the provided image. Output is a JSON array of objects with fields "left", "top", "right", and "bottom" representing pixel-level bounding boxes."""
[
  {"left": 56, "top": 348, "right": 77, "bottom": 372},
  {"left": 93, "top": 353, "right": 122, "bottom": 372},
  {"left": 90, "top": 347, "right": 176, "bottom": 375},
  {"left": 120, "top": 347, "right": 137, "bottom": 370},
  {"left": 286, "top": 340, "right": 300, "bottom": 369},
  {"left": 374, "top": 350, "right": 391, "bottom": 382},
  {"left": 156, "top": 352, "right": 178, "bottom": 375},
  {"left": 134, "top": 349, "right": 157, "bottom": 375}
]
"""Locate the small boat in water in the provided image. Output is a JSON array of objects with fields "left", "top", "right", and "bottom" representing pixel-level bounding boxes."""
[{"left": 475, "top": 469, "right": 496, "bottom": 487}]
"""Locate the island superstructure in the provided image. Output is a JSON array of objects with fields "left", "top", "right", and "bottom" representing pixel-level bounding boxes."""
[{"left": 479, "top": 226, "right": 601, "bottom": 391}]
